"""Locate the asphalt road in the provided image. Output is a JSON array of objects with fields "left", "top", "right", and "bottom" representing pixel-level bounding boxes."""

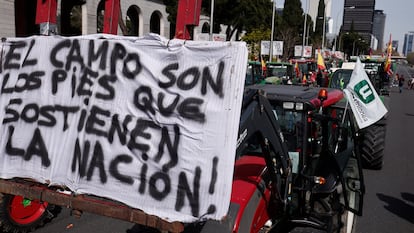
[
  {"left": 355, "top": 86, "right": 414, "bottom": 232},
  {"left": 5, "top": 65, "right": 414, "bottom": 233}
]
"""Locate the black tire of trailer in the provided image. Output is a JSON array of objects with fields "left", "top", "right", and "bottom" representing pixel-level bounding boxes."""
[
  {"left": 0, "top": 194, "right": 61, "bottom": 233},
  {"left": 359, "top": 124, "right": 386, "bottom": 170}
]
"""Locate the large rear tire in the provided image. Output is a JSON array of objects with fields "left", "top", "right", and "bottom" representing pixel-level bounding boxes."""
[
  {"left": 359, "top": 124, "right": 386, "bottom": 170},
  {"left": 0, "top": 194, "right": 61, "bottom": 233}
]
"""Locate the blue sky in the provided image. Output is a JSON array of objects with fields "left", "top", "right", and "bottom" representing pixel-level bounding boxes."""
[{"left": 277, "top": 0, "right": 414, "bottom": 53}]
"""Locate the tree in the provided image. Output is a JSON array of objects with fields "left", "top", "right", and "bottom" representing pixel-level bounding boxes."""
[
  {"left": 313, "top": 0, "right": 325, "bottom": 49},
  {"left": 282, "top": 0, "right": 303, "bottom": 33},
  {"left": 303, "top": 14, "right": 314, "bottom": 48},
  {"left": 213, "top": 0, "right": 273, "bottom": 40},
  {"left": 279, "top": 27, "right": 299, "bottom": 60},
  {"left": 164, "top": 0, "right": 179, "bottom": 25},
  {"left": 164, "top": 0, "right": 273, "bottom": 41},
  {"left": 281, "top": 0, "right": 304, "bottom": 59},
  {"left": 241, "top": 27, "right": 272, "bottom": 60},
  {"left": 341, "top": 22, "right": 360, "bottom": 57},
  {"left": 406, "top": 52, "right": 414, "bottom": 65}
]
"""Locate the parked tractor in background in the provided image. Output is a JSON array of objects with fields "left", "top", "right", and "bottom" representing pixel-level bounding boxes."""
[
  {"left": 329, "top": 56, "right": 390, "bottom": 170},
  {"left": 245, "top": 61, "right": 265, "bottom": 85},
  {"left": 290, "top": 58, "right": 330, "bottom": 87},
  {"left": 245, "top": 61, "right": 295, "bottom": 85},
  {"left": 264, "top": 62, "right": 295, "bottom": 85}
]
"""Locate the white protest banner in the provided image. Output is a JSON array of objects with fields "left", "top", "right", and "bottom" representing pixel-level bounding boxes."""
[
  {"left": 294, "top": 45, "right": 312, "bottom": 57},
  {"left": 260, "top": 40, "right": 283, "bottom": 56},
  {"left": 303, "top": 46, "right": 312, "bottom": 57},
  {"left": 294, "top": 45, "right": 302, "bottom": 57},
  {"left": 0, "top": 34, "right": 248, "bottom": 222},
  {"left": 343, "top": 58, "right": 388, "bottom": 129}
]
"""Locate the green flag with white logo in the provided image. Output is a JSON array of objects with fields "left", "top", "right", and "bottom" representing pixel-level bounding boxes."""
[{"left": 343, "top": 58, "right": 388, "bottom": 129}]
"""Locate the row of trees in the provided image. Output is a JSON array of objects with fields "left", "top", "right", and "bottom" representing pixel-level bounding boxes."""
[{"left": 163, "top": 0, "right": 378, "bottom": 61}]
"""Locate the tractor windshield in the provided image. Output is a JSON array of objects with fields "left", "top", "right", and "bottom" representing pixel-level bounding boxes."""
[
  {"left": 268, "top": 66, "right": 288, "bottom": 78},
  {"left": 329, "top": 69, "right": 353, "bottom": 89},
  {"left": 272, "top": 106, "right": 304, "bottom": 152}
]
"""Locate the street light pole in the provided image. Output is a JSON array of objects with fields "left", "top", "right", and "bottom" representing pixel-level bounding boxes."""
[
  {"left": 352, "top": 40, "right": 356, "bottom": 56},
  {"left": 339, "top": 32, "right": 348, "bottom": 52},
  {"left": 209, "top": 0, "right": 214, "bottom": 41},
  {"left": 333, "top": 11, "right": 341, "bottom": 51},
  {"left": 269, "top": 0, "right": 276, "bottom": 62},
  {"left": 302, "top": 0, "right": 309, "bottom": 57},
  {"left": 352, "top": 38, "right": 362, "bottom": 56},
  {"left": 322, "top": 6, "right": 326, "bottom": 49},
  {"left": 306, "top": 21, "right": 310, "bottom": 45}
]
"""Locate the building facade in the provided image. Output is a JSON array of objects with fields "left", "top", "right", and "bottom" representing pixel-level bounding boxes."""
[
  {"left": 342, "top": 0, "right": 375, "bottom": 33},
  {"left": 372, "top": 10, "right": 386, "bottom": 50},
  {"left": 0, "top": 0, "right": 171, "bottom": 38},
  {"left": 392, "top": 40, "right": 399, "bottom": 53},
  {"left": 403, "top": 32, "right": 414, "bottom": 56},
  {"left": 341, "top": 0, "right": 376, "bottom": 49}
]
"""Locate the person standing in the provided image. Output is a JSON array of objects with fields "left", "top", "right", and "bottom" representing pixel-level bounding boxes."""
[{"left": 398, "top": 75, "right": 405, "bottom": 93}]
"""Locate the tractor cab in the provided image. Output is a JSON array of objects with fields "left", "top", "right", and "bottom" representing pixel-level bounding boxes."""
[
  {"left": 246, "top": 85, "right": 365, "bottom": 223},
  {"left": 264, "top": 62, "right": 294, "bottom": 85},
  {"left": 347, "top": 55, "right": 391, "bottom": 95},
  {"left": 245, "top": 61, "right": 264, "bottom": 85}
]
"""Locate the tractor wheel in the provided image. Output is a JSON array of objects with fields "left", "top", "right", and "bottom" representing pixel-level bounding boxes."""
[
  {"left": 0, "top": 194, "right": 61, "bottom": 233},
  {"left": 359, "top": 124, "right": 386, "bottom": 170}
]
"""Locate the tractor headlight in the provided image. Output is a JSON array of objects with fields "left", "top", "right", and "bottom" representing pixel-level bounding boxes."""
[
  {"left": 295, "top": 103, "right": 304, "bottom": 110},
  {"left": 283, "top": 102, "right": 304, "bottom": 111},
  {"left": 283, "top": 102, "right": 294, "bottom": 109}
]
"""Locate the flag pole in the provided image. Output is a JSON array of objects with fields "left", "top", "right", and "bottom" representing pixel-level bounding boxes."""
[{"left": 335, "top": 97, "right": 349, "bottom": 153}]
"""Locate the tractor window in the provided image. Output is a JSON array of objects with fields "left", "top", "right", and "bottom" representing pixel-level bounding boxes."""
[
  {"left": 272, "top": 106, "right": 304, "bottom": 152},
  {"left": 309, "top": 119, "right": 323, "bottom": 156},
  {"left": 330, "top": 70, "right": 353, "bottom": 89},
  {"left": 268, "top": 66, "right": 287, "bottom": 77},
  {"left": 245, "top": 63, "right": 263, "bottom": 85},
  {"left": 245, "top": 65, "right": 254, "bottom": 85}
]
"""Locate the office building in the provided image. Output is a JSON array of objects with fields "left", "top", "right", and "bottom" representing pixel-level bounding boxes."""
[
  {"left": 372, "top": 10, "right": 386, "bottom": 50},
  {"left": 342, "top": 0, "right": 375, "bottom": 33},
  {"left": 392, "top": 40, "right": 399, "bottom": 53},
  {"left": 342, "top": 0, "right": 376, "bottom": 48},
  {"left": 403, "top": 32, "right": 414, "bottom": 56}
]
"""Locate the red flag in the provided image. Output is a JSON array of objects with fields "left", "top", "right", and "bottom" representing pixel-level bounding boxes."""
[
  {"left": 103, "top": 0, "right": 121, "bottom": 34},
  {"left": 35, "top": 0, "right": 57, "bottom": 24}
]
